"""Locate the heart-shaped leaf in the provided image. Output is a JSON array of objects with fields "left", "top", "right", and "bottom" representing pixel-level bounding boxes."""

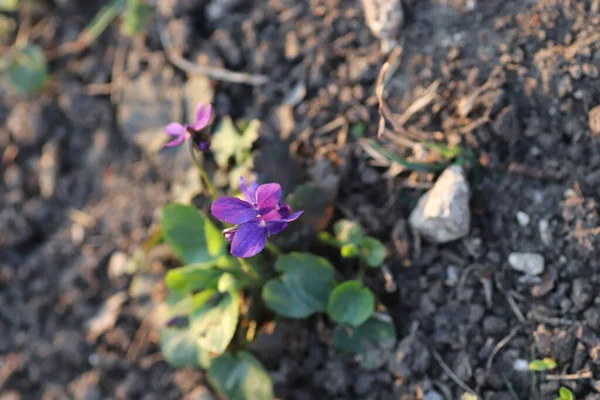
[
  {"left": 209, "top": 351, "right": 273, "bottom": 400},
  {"left": 162, "top": 203, "right": 225, "bottom": 265},
  {"left": 334, "top": 219, "right": 365, "bottom": 244},
  {"left": 359, "top": 237, "right": 387, "bottom": 268},
  {"left": 160, "top": 327, "right": 212, "bottom": 369},
  {"left": 529, "top": 358, "right": 557, "bottom": 371},
  {"left": 190, "top": 290, "right": 239, "bottom": 354},
  {"left": 558, "top": 387, "right": 574, "bottom": 400},
  {"left": 327, "top": 280, "right": 375, "bottom": 327},
  {"left": 333, "top": 316, "right": 396, "bottom": 355},
  {"left": 6, "top": 44, "right": 48, "bottom": 94},
  {"left": 262, "top": 252, "right": 335, "bottom": 318},
  {"left": 340, "top": 243, "right": 360, "bottom": 258},
  {"left": 211, "top": 117, "right": 259, "bottom": 169},
  {"left": 159, "top": 292, "right": 213, "bottom": 369},
  {"left": 165, "top": 264, "right": 224, "bottom": 293}
]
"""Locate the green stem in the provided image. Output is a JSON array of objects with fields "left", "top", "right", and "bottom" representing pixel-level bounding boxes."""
[
  {"left": 316, "top": 232, "right": 342, "bottom": 248},
  {"left": 265, "top": 241, "right": 281, "bottom": 256},
  {"left": 357, "top": 259, "right": 366, "bottom": 281},
  {"left": 238, "top": 258, "right": 261, "bottom": 283},
  {"left": 188, "top": 140, "right": 218, "bottom": 201}
]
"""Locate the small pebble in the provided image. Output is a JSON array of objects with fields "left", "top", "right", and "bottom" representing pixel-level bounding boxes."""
[
  {"left": 516, "top": 211, "right": 530, "bottom": 227},
  {"left": 538, "top": 219, "right": 552, "bottom": 246},
  {"left": 508, "top": 252, "right": 544, "bottom": 275},
  {"left": 513, "top": 359, "right": 529, "bottom": 371},
  {"left": 108, "top": 251, "right": 129, "bottom": 279},
  {"left": 445, "top": 265, "right": 459, "bottom": 286},
  {"left": 424, "top": 391, "right": 444, "bottom": 400},
  {"left": 409, "top": 165, "right": 470, "bottom": 243}
]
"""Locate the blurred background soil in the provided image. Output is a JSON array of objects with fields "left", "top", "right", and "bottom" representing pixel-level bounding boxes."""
[{"left": 1, "top": 0, "right": 600, "bottom": 399}]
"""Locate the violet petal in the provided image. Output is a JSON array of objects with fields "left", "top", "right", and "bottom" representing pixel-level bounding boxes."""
[
  {"left": 266, "top": 221, "right": 288, "bottom": 235},
  {"left": 240, "top": 177, "right": 259, "bottom": 205},
  {"left": 164, "top": 134, "right": 187, "bottom": 147},
  {"left": 189, "top": 103, "right": 213, "bottom": 131},
  {"left": 282, "top": 210, "right": 303, "bottom": 222},
  {"left": 230, "top": 218, "right": 268, "bottom": 258},
  {"left": 165, "top": 122, "right": 186, "bottom": 136},
  {"left": 197, "top": 140, "right": 211, "bottom": 152},
  {"left": 256, "top": 183, "right": 282, "bottom": 212},
  {"left": 211, "top": 197, "right": 258, "bottom": 224}
]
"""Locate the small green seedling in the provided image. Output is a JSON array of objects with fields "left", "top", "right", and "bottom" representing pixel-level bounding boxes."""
[
  {"left": 210, "top": 117, "right": 260, "bottom": 189},
  {"left": 529, "top": 357, "right": 557, "bottom": 371},
  {"left": 319, "top": 219, "right": 387, "bottom": 268},
  {"left": 3, "top": 44, "right": 48, "bottom": 94},
  {"left": 556, "top": 387, "right": 574, "bottom": 400}
]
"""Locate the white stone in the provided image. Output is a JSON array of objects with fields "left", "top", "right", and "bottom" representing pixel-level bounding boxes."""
[
  {"left": 409, "top": 165, "right": 470, "bottom": 243},
  {"left": 508, "top": 252, "right": 544, "bottom": 276},
  {"left": 108, "top": 251, "right": 129, "bottom": 279},
  {"left": 424, "top": 391, "right": 444, "bottom": 400},
  {"left": 513, "top": 359, "right": 529, "bottom": 371},
  {"left": 516, "top": 211, "right": 530, "bottom": 227},
  {"left": 538, "top": 219, "right": 552, "bottom": 246}
]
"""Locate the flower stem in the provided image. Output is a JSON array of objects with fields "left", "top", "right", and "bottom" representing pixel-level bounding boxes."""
[
  {"left": 188, "top": 140, "right": 218, "bottom": 201},
  {"left": 316, "top": 232, "right": 341, "bottom": 248},
  {"left": 358, "top": 259, "right": 366, "bottom": 281},
  {"left": 239, "top": 258, "right": 261, "bottom": 282},
  {"left": 265, "top": 241, "right": 281, "bottom": 256}
]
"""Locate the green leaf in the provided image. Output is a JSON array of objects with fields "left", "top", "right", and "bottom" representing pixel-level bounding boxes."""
[
  {"left": 165, "top": 264, "right": 223, "bottom": 293},
  {"left": 210, "top": 117, "right": 259, "bottom": 169},
  {"left": 218, "top": 272, "right": 239, "bottom": 293},
  {"left": 359, "top": 237, "right": 387, "bottom": 268},
  {"left": 340, "top": 243, "right": 360, "bottom": 258},
  {"left": 160, "top": 327, "right": 211, "bottom": 368},
  {"left": 558, "top": 387, "right": 574, "bottom": 400},
  {"left": 122, "top": 0, "right": 152, "bottom": 36},
  {"left": 6, "top": 45, "right": 48, "bottom": 94},
  {"left": 327, "top": 280, "right": 375, "bottom": 327},
  {"left": 237, "top": 119, "right": 260, "bottom": 163},
  {"left": 0, "top": 0, "right": 19, "bottom": 11},
  {"left": 209, "top": 351, "right": 274, "bottom": 400},
  {"left": 190, "top": 291, "right": 239, "bottom": 354},
  {"left": 80, "top": 0, "right": 127, "bottom": 45},
  {"left": 262, "top": 252, "right": 335, "bottom": 318},
  {"left": 529, "top": 358, "right": 557, "bottom": 371},
  {"left": 334, "top": 316, "right": 396, "bottom": 355},
  {"left": 361, "top": 138, "right": 449, "bottom": 173},
  {"left": 162, "top": 203, "right": 225, "bottom": 265},
  {"left": 334, "top": 219, "right": 365, "bottom": 244},
  {"left": 211, "top": 117, "right": 241, "bottom": 168}
]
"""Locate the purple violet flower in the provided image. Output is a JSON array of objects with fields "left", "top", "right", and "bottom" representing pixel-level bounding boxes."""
[
  {"left": 210, "top": 178, "right": 303, "bottom": 258},
  {"left": 164, "top": 103, "right": 213, "bottom": 150}
]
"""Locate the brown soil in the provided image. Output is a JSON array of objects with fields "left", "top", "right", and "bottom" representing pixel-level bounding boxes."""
[{"left": 2, "top": 0, "right": 600, "bottom": 399}]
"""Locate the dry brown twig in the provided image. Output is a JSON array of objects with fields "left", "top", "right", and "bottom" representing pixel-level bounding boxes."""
[
  {"left": 430, "top": 347, "right": 481, "bottom": 399},
  {"left": 375, "top": 46, "right": 405, "bottom": 138},
  {"left": 545, "top": 370, "right": 593, "bottom": 381},
  {"left": 486, "top": 327, "right": 520, "bottom": 370},
  {"left": 494, "top": 277, "right": 527, "bottom": 324},
  {"left": 156, "top": 14, "right": 268, "bottom": 86}
]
